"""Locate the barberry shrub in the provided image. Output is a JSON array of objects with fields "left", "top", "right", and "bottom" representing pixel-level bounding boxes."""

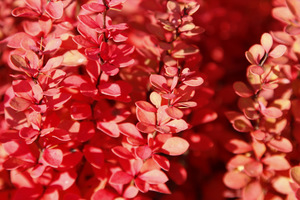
[
  {"left": 1, "top": 0, "right": 300, "bottom": 200},
  {"left": 0, "top": 0, "right": 212, "bottom": 199}
]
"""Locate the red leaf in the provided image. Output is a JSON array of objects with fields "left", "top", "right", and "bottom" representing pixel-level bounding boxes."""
[
  {"left": 9, "top": 96, "right": 31, "bottom": 111},
  {"left": 99, "top": 82, "right": 121, "bottom": 97},
  {"left": 268, "top": 137, "right": 293, "bottom": 153},
  {"left": 78, "top": 15, "right": 99, "bottom": 29},
  {"left": 261, "top": 33, "right": 273, "bottom": 53},
  {"left": 225, "top": 139, "right": 252, "bottom": 154},
  {"left": 136, "top": 107, "right": 156, "bottom": 126},
  {"left": 261, "top": 107, "right": 283, "bottom": 118},
  {"left": 12, "top": 7, "right": 39, "bottom": 17},
  {"left": 249, "top": 65, "right": 264, "bottom": 75},
  {"left": 83, "top": 145, "right": 104, "bottom": 169},
  {"left": 123, "top": 185, "right": 139, "bottom": 199},
  {"left": 135, "top": 146, "right": 152, "bottom": 160},
  {"left": 242, "top": 181, "right": 263, "bottom": 200},
  {"left": 244, "top": 161, "right": 263, "bottom": 177},
  {"left": 135, "top": 101, "right": 157, "bottom": 112},
  {"left": 165, "top": 107, "right": 184, "bottom": 119},
  {"left": 42, "top": 148, "right": 63, "bottom": 168},
  {"left": 161, "top": 137, "right": 189, "bottom": 156},
  {"left": 19, "top": 127, "right": 39, "bottom": 144},
  {"left": 233, "top": 81, "right": 253, "bottom": 98},
  {"left": 97, "top": 121, "right": 120, "bottom": 138},
  {"left": 150, "top": 74, "right": 170, "bottom": 93},
  {"left": 109, "top": 171, "right": 133, "bottom": 185},
  {"left": 223, "top": 171, "right": 251, "bottom": 189},
  {"left": 50, "top": 170, "right": 77, "bottom": 190},
  {"left": 139, "top": 170, "right": 168, "bottom": 184},
  {"left": 118, "top": 123, "right": 143, "bottom": 139},
  {"left": 43, "top": 39, "right": 62, "bottom": 54},
  {"left": 112, "top": 146, "right": 134, "bottom": 159},
  {"left": 45, "top": 1, "right": 64, "bottom": 19},
  {"left": 262, "top": 155, "right": 290, "bottom": 171},
  {"left": 81, "top": 3, "right": 106, "bottom": 12},
  {"left": 70, "top": 102, "right": 92, "bottom": 120},
  {"left": 136, "top": 122, "right": 155, "bottom": 133},
  {"left": 183, "top": 76, "right": 204, "bottom": 87},
  {"left": 269, "top": 45, "right": 287, "bottom": 58},
  {"left": 168, "top": 162, "right": 187, "bottom": 185},
  {"left": 152, "top": 154, "right": 170, "bottom": 171},
  {"left": 91, "top": 189, "right": 117, "bottom": 200}
]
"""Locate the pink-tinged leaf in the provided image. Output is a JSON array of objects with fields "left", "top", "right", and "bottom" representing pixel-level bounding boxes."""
[
  {"left": 272, "top": 176, "right": 294, "bottom": 195},
  {"left": 118, "top": 123, "right": 143, "bottom": 139},
  {"left": 268, "top": 137, "right": 293, "bottom": 153},
  {"left": 165, "top": 119, "right": 189, "bottom": 133},
  {"left": 269, "top": 45, "right": 287, "bottom": 58},
  {"left": 42, "top": 148, "right": 63, "bottom": 168},
  {"left": 251, "top": 130, "right": 266, "bottom": 140},
  {"left": 83, "top": 145, "right": 104, "bottom": 169},
  {"left": 262, "top": 155, "right": 290, "bottom": 171},
  {"left": 41, "top": 188, "right": 59, "bottom": 200},
  {"left": 43, "top": 39, "right": 62, "bottom": 54},
  {"left": 242, "top": 181, "right": 263, "bottom": 200},
  {"left": 261, "top": 33, "right": 273, "bottom": 53},
  {"left": 165, "top": 107, "right": 184, "bottom": 119},
  {"left": 183, "top": 76, "right": 204, "bottom": 87},
  {"left": 19, "top": 127, "right": 39, "bottom": 144},
  {"left": 31, "top": 164, "right": 47, "bottom": 178},
  {"left": 47, "top": 92, "right": 72, "bottom": 109},
  {"left": 139, "top": 170, "right": 168, "bottom": 184},
  {"left": 249, "top": 65, "right": 264, "bottom": 75},
  {"left": 81, "top": 3, "right": 106, "bottom": 12},
  {"left": 99, "top": 82, "right": 121, "bottom": 97},
  {"left": 45, "top": 1, "right": 64, "bottom": 19},
  {"left": 13, "top": 187, "right": 43, "bottom": 200},
  {"left": 286, "top": 0, "right": 300, "bottom": 19},
  {"left": 233, "top": 81, "right": 253, "bottom": 98},
  {"left": 136, "top": 122, "right": 156, "bottom": 133},
  {"left": 261, "top": 107, "right": 283, "bottom": 118},
  {"left": 248, "top": 44, "right": 265, "bottom": 64},
  {"left": 150, "top": 74, "right": 170, "bottom": 93},
  {"left": 136, "top": 107, "right": 156, "bottom": 126},
  {"left": 41, "top": 56, "right": 63, "bottom": 73},
  {"left": 123, "top": 185, "right": 139, "bottom": 199},
  {"left": 78, "top": 15, "right": 99, "bottom": 29},
  {"left": 70, "top": 102, "right": 92, "bottom": 120},
  {"left": 290, "top": 166, "right": 300, "bottom": 185},
  {"left": 225, "top": 139, "right": 252, "bottom": 154},
  {"left": 91, "top": 189, "right": 117, "bottom": 200},
  {"left": 97, "top": 121, "right": 120, "bottom": 138},
  {"left": 153, "top": 154, "right": 170, "bottom": 171},
  {"left": 135, "top": 101, "right": 157, "bottom": 112},
  {"left": 150, "top": 92, "right": 162, "bottom": 108},
  {"left": 50, "top": 170, "right": 77, "bottom": 190},
  {"left": 223, "top": 171, "right": 251, "bottom": 189},
  {"left": 135, "top": 146, "right": 152, "bottom": 160},
  {"left": 150, "top": 183, "right": 171, "bottom": 194},
  {"left": 23, "top": 20, "right": 41, "bottom": 36},
  {"left": 72, "top": 35, "right": 96, "bottom": 48},
  {"left": 157, "top": 105, "right": 171, "bottom": 125},
  {"left": 9, "top": 96, "right": 31, "bottom": 111},
  {"left": 112, "top": 146, "right": 134, "bottom": 159},
  {"left": 244, "top": 161, "right": 263, "bottom": 177},
  {"left": 252, "top": 140, "right": 266, "bottom": 160},
  {"left": 25, "top": 0, "right": 41, "bottom": 11},
  {"left": 12, "top": 7, "right": 39, "bottom": 17},
  {"left": 109, "top": 171, "right": 133, "bottom": 185},
  {"left": 161, "top": 137, "right": 189, "bottom": 156}
]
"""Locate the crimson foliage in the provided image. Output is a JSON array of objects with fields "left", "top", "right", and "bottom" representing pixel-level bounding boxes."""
[{"left": 0, "top": 0, "right": 299, "bottom": 200}]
